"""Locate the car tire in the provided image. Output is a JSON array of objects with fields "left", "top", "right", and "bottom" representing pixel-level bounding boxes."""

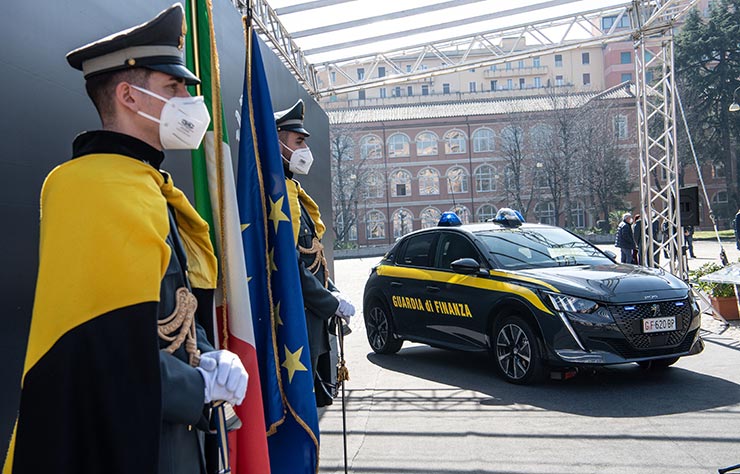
[
  {"left": 493, "top": 315, "right": 545, "bottom": 384},
  {"left": 638, "top": 357, "right": 680, "bottom": 370},
  {"left": 365, "top": 299, "right": 403, "bottom": 354}
]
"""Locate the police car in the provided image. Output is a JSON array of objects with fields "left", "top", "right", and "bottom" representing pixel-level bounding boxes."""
[{"left": 362, "top": 209, "right": 703, "bottom": 384}]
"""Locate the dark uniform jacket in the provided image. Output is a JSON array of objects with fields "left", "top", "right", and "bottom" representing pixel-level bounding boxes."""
[{"left": 6, "top": 131, "right": 215, "bottom": 474}]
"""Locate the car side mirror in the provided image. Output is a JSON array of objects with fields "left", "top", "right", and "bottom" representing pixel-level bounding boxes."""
[
  {"left": 450, "top": 258, "right": 481, "bottom": 275},
  {"left": 604, "top": 250, "right": 617, "bottom": 261}
]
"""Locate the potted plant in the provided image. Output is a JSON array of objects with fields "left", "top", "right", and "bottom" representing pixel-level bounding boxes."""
[{"left": 690, "top": 262, "right": 739, "bottom": 320}]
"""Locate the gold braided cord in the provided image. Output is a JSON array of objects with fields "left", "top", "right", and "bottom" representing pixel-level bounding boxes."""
[
  {"left": 298, "top": 237, "right": 328, "bottom": 287},
  {"left": 158, "top": 287, "right": 201, "bottom": 367},
  {"left": 189, "top": 0, "right": 202, "bottom": 97}
]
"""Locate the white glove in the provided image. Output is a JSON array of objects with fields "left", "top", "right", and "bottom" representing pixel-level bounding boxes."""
[
  {"left": 332, "top": 292, "right": 356, "bottom": 323},
  {"left": 196, "top": 350, "right": 248, "bottom": 406}
]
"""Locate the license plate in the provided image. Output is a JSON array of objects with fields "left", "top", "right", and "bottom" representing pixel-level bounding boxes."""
[{"left": 642, "top": 316, "right": 676, "bottom": 334}]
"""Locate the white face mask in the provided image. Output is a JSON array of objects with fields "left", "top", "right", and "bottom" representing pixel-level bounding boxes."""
[
  {"left": 132, "top": 85, "right": 210, "bottom": 150},
  {"left": 280, "top": 141, "right": 314, "bottom": 175}
]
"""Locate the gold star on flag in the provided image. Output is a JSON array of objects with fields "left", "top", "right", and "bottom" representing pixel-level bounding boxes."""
[
  {"left": 241, "top": 223, "right": 250, "bottom": 232},
  {"left": 282, "top": 345, "right": 307, "bottom": 383},
  {"left": 268, "top": 196, "right": 290, "bottom": 233},
  {"left": 268, "top": 249, "right": 278, "bottom": 272},
  {"left": 274, "top": 301, "right": 283, "bottom": 326}
]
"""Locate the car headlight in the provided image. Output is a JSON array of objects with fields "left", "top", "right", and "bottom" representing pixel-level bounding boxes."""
[{"left": 543, "top": 292, "right": 614, "bottom": 323}]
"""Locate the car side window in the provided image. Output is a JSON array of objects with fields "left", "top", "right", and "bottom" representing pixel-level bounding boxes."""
[
  {"left": 435, "top": 233, "right": 481, "bottom": 270},
  {"left": 398, "top": 233, "right": 437, "bottom": 268}
]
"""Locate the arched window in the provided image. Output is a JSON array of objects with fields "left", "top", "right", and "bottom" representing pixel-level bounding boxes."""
[
  {"left": 570, "top": 201, "right": 585, "bottom": 229},
  {"left": 477, "top": 204, "right": 497, "bottom": 222},
  {"left": 535, "top": 202, "right": 556, "bottom": 225},
  {"left": 420, "top": 207, "right": 442, "bottom": 229},
  {"left": 534, "top": 164, "right": 548, "bottom": 188},
  {"left": 474, "top": 165, "right": 496, "bottom": 192},
  {"left": 529, "top": 124, "right": 552, "bottom": 151},
  {"left": 446, "top": 166, "right": 469, "bottom": 194},
  {"left": 360, "top": 134, "right": 382, "bottom": 160},
  {"left": 472, "top": 128, "right": 495, "bottom": 152},
  {"left": 712, "top": 191, "right": 729, "bottom": 204},
  {"left": 415, "top": 131, "right": 438, "bottom": 156},
  {"left": 335, "top": 213, "right": 357, "bottom": 240},
  {"left": 390, "top": 169, "right": 412, "bottom": 197},
  {"left": 392, "top": 208, "right": 414, "bottom": 238},
  {"left": 387, "top": 133, "right": 410, "bottom": 157},
  {"left": 418, "top": 168, "right": 440, "bottom": 195},
  {"left": 500, "top": 126, "right": 524, "bottom": 151},
  {"left": 363, "top": 172, "right": 384, "bottom": 198},
  {"left": 613, "top": 114, "right": 628, "bottom": 139},
  {"left": 366, "top": 210, "right": 386, "bottom": 240},
  {"left": 331, "top": 134, "right": 354, "bottom": 161},
  {"left": 449, "top": 205, "right": 470, "bottom": 224},
  {"left": 503, "top": 165, "right": 516, "bottom": 190},
  {"left": 712, "top": 162, "right": 726, "bottom": 179},
  {"left": 443, "top": 129, "right": 467, "bottom": 154}
]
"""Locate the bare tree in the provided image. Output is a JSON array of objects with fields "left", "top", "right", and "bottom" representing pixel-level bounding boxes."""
[
  {"left": 500, "top": 117, "right": 536, "bottom": 220},
  {"left": 330, "top": 125, "right": 370, "bottom": 248}
]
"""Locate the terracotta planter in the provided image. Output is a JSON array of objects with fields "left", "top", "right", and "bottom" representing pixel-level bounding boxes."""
[{"left": 710, "top": 296, "right": 740, "bottom": 320}]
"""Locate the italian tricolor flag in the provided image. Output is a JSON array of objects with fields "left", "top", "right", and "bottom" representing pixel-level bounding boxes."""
[{"left": 185, "top": 1, "right": 270, "bottom": 473}]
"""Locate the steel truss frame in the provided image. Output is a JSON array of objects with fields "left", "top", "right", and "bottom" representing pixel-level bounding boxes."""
[{"left": 239, "top": 0, "right": 700, "bottom": 279}]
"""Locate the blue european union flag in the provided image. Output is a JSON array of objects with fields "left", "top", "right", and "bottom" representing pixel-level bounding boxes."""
[{"left": 236, "top": 28, "right": 319, "bottom": 474}]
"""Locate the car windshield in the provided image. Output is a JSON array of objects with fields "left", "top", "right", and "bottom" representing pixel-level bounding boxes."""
[{"left": 475, "top": 227, "right": 613, "bottom": 270}]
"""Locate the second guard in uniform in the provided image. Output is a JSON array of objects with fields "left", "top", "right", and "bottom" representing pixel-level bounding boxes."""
[{"left": 275, "top": 99, "right": 355, "bottom": 407}]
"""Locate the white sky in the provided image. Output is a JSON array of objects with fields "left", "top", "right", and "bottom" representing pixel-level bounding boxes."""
[{"left": 267, "top": 0, "right": 631, "bottom": 63}]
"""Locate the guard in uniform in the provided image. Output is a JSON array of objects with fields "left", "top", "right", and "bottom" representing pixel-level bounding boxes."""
[
  {"left": 275, "top": 100, "right": 355, "bottom": 407},
  {"left": 4, "top": 5, "right": 247, "bottom": 474}
]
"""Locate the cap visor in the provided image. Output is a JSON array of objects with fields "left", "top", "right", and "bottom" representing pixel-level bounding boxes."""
[{"left": 147, "top": 63, "right": 200, "bottom": 85}]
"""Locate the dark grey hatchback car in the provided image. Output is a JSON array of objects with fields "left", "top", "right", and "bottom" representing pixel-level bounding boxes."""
[{"left": 362, "top": 213, "right": 703, "bottom": 384}]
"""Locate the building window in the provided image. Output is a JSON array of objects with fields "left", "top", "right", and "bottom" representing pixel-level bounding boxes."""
[
  {"left": 490, "top": 80, "right": 498, "bottom": 91},
  {"left": 517, "top": 60, "right": 525, "bottom": 69},
  {"left": 363, "top": 172, "right": 384, "bottom": 198},
  {"left": 504, "top": 165, "right": 515, "bottom": 189},
  {"left": 534, "top": 77, "right": 541, "bottom": 88},
  {"left": 444, "top": 129, "right": 467, "bottom": 154},
  {"left": 506, "top": 78, "right": 513, "bottom": 89},
  {"left": 366, "top": 210, "right": 385, "bottom": 239},
  {"left": 713, "top": 191, "right": 729, "bottom": 203},
  {"left": 620, "top": 51, "right": 631, "bottom": 64},
  {"left": 358, "top": 90, "right": 365, "bottom": 100},
  {"left": 556, "top": 75, "right": 564, "bottom": 86},
  {"left": 534, "top": 165, "right": 548, "bottom": 188},
  {"left": 390, "top": 170, "right": 412, "bottom": 197},
  {"left": 475, "top": 165, "right": 496, "bottom": 192},
  {"left": 602, "top": 15, "right": 630, "bottom": 30},
  {"left": 415, "top": 131, "right": 439, "bottom": 156},
  {"left": 407, "top": 85, "right": 413, "bottom": 96},
  {"left": 646, "top": 71, "right": 654, "bottom": 83},
  {"left": 420, "top": 207, "right": 442, "bottom": 229},
  {"left": 613, "top": 115, "right": 628, "bottom": 139},
  {"left": 713, "top": 162, "right": 726, "bottom": 178},
  {"left": 335, "top": 213, "right": 357, "bottom": 241},
  {"left": 519, "top": 78, "right": 525, "bottom": 89},
  {"left": 447, "top": 166, "right": 469, "bottom": 194},
  {"left": 450, "top": 205, "right": 470, "bottom": 224},
  {"left": 418, "top": 168, "right": 440, "bottom": 195},
  {"left": 530, "top": 124, "right": 552, "bottom": 150},
  {"left": 582, "top": 52, "right": 590, "bottom": 65},
  {"left": 505, "top": 62, "right": 512, "bottom": 70},
  {"left": 477, "top": 204, "right": 496, "bottom": 222},
  {"left": 378, "top": 66, "right": 386, "bottom": 77},
  {"left": 406, "top": 64, "right": 412, "bottom": 72},
  {"left": 387, "top": 133, "right": 410, "bottom": 157},
  {"left": 392, "top": 209, "right": 413, "bottom": 238},
  {"left": 360, "top": 135, "right": 383, "bottom": 160},
  {"left": 379, "top": 88, "right": 387, "bottom": 98},
  {"left": 393, "top": 86, "right": 401, "bottom": 97},
  {"left": 443, "top": 83, "right": 450, "bottom": 94},
  {"left": 421, "top": 84, "right": 429, "bottom": 96},
  {"left": 583, "top": 73, "right": 591, "bottom": 85},
  {"left": 472, "top": 128, "right": 495, "bottom": 152},
  {"left": 357, "top": 68, "right": 365, "bottom": 80},
  {"left": 621, "top": 73, "right": 632, "bottom": 82},
  {"left": 469, "top": 81, "right": 477, "bottom": 92},
  {"left": 555, "top": 54, "right": 563, "bottom": 67},
  {"left": 490, "top": 64, "right": 497, "bottom": 71},
  {"left": 571, "top": 202, "right": 585, "bottom": 228},
  {"left": 533, "top": 56, "right": 541, "bottom": 67},
  {"left": 535, "top": 201, "right": 556, "bottom": 225}
]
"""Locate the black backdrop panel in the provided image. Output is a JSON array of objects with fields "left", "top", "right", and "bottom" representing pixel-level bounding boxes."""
[{"left": 0, "top": 0, "right": 329, "bottom": 454}]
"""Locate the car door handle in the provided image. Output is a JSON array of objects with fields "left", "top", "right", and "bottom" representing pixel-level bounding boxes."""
[
  {"left": 426, "top": 285, "right": 440, "bottom": 293},
  {"left": 390, "top": 281, "right": 403, "bottom": 287}
]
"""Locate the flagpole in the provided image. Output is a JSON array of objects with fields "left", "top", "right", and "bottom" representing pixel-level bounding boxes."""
[{"left": 336, "top": 318, "right": 350, "bottom": 474}]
